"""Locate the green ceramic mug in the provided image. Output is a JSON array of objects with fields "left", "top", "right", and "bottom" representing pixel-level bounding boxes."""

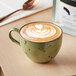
[{"left": 9, "top": 22, "right": 63, "bottom": 63}]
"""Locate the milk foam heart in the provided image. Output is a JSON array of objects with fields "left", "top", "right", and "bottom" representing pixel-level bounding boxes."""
[
  {"left": 26, "top": 24, "right": 56, "bottom": 38},
  {"left": 20, "top": 22, "right": 61, "bottom": 42},
  {"left": 35, "top": 24, "right": 43, "bottom": 30}
]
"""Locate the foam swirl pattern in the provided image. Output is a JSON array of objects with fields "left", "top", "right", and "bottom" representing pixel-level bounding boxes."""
[
  {"left": 20, "top": 23, "right": 61, "bottom": 42},
  {"left": 26, "top": 24, "right": 56, "bottom": 38}
]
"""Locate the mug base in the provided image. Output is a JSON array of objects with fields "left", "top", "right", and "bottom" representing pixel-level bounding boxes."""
[{"left": 33, "top": 61, "right": 51, "bottom": 64}]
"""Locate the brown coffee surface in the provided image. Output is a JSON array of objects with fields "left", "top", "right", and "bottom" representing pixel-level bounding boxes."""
[{"left": 20, "top": 22, "right": 62, "bottom": 42}]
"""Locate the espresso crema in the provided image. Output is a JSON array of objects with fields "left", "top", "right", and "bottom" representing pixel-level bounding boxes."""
[{"left": 20, "top": 22, "right": 62, "bottom": 42}]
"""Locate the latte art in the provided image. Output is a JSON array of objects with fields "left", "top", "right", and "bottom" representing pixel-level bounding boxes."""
[
  {"left": 20, "top": 22, "right": 61, "bottom": 42},
  {"left": 26, "top": 24, "right": 56, "bottom": 38}
]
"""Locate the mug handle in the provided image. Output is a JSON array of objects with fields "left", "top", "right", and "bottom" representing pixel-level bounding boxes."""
[{"left": 9, "top": 28, "right": 20, "bottom": 45}]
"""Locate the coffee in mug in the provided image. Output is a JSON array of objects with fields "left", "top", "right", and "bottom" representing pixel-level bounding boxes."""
[
  {"left": 20, "top": 22, "right": 61, "bottom": 42},
  {"left": 9, "top": 22, "right": 63, "bottom": 63}
]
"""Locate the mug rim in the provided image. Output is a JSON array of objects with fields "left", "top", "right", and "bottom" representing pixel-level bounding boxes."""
[{"left": 19, "top": 21, "right": 63, "bottom": 43}]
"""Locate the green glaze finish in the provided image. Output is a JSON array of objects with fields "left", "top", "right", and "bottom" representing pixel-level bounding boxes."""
[
  {"left": 9, "top": 28, "right": 20, "bottom": 45},
  {"left": 9, "top": 28, "right": 62, "bottom": 63},
  {"left": 20, "top": 36, "right": 62, "bottom": 63}
]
